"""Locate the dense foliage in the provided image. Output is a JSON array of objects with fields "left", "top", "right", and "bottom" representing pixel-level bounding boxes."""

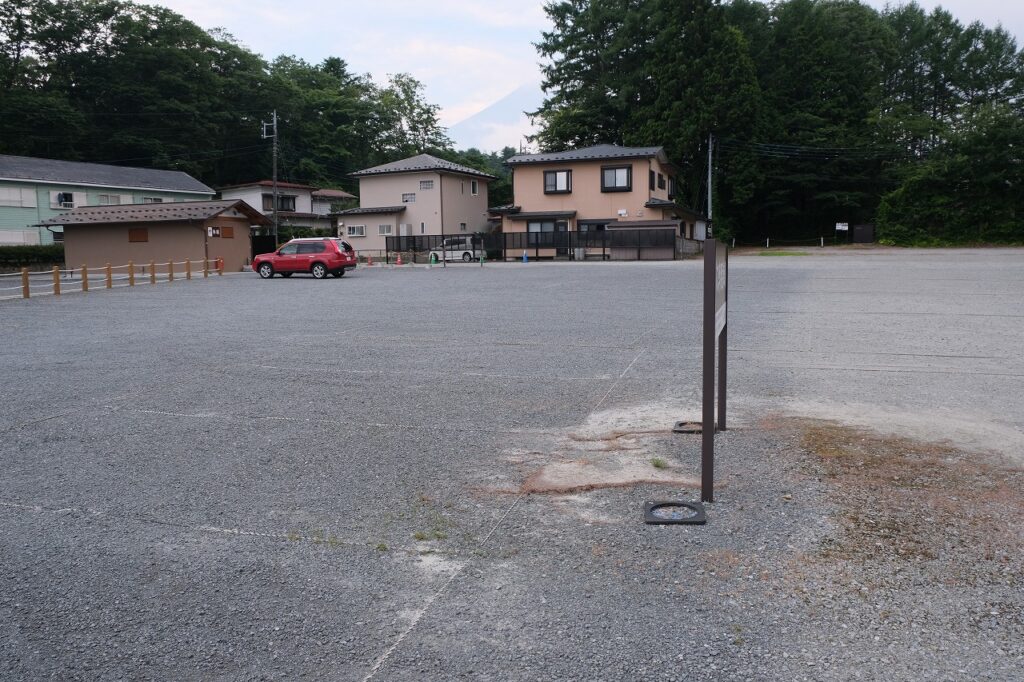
[
  {"left": 0, "top": 0, "right": 509, "bottom": 197},
  {"left": 0, "top": 243, "right": 64, "bottom": 267},
  {"left": 534, "top": 0, "right": 1024, "bottom": 244}
]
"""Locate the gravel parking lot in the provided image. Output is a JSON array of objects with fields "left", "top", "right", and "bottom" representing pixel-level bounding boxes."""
[{"left": 1, "top": 248, "right": 1022, "bottom": 680}]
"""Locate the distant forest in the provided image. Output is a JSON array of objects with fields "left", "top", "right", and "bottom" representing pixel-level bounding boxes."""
[
  {"left": 2, "top": 0, "right": 1022, "bottom": 244},
  {"left": 0, "top": 0, "right": 516, "bottom": 204},
  {"left": 534, "top": 0, "right": 1024, "bottom": 245}
]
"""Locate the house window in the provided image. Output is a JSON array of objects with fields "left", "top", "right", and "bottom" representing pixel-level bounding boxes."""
[
  {"left": 56, "top": 192, "right": 74, "bottom": 208},
  {"left": 470, "top": 180, "right": 479, "bottom": 196},
  {"left": 98, "top": 194, "right": 121, "bottom": 206},
  {"left": 208, "top": 226, "right": 221, "bottom": 237},
  {"left": 0, "top": 188, "right": 35, "bottom": 207},
  {"left": 378, "top": 224, "right": 393, "bottom": 236},
  {"left": 649, "top": 170, "right": 655, "bottom": 191},
  {"left": 402, "top": 193, "right": 416, "bottom": 203},
  {"left": 460, "top": 222, "right": 467, "bottom": 232},
  {"left": 601, "top": 166, "right": 631, "bottom": 192},
  {"left": 544, "top": 170, "right": 571, "bottom": 194},
  {"left": 668, "top": 177, "right": 676, "bottom": 200},
  {"left": 261, "top": 195, "right": 296, "bottom": 211},
  {"left": 658, "top": 173, "right": 666, "bottom": 189},
  {"left": 347, "top": 225, "right": 366, "bottom": 237},
  {"left": 419, "top": 180, "right": 434, "bottom": 190},
  {"left": 128, "top": 228, "right": 148, "bottom": 243},
  {"left": 221, "top": 226, "right": 234, "bottom": 239},
  {"left": 51, "top": 230, "right": 64, "bottom": 242},
  {"left": 420, "top": 222, "right": 425, "bottom": 234},
  {"left": 142, "top": 197, "right": 163, "bottom": 204}
]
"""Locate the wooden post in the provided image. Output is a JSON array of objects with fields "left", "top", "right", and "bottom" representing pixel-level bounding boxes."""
[
  {"left": 128, "top": 261, "right": 135, "bottom": 286},
  {"left": 81, "top": 265, "right": 89, "bottom": 292},
  {"left": 217, "top": 258, "right": 223, "bottom": 276},
  {"left": 149, "top": 261, "right": 156, "bottom": 285},
  {"left": 21, "top": 267, "right": 29, "bottom": 299},
  {"left": 168, "top": 260, "right": 174, "bottom": 282},
  {"left": 52, "top": 266, "right": 60, "bottom": 296},
  {"left": 185, "top": 259, "right": 192, "bottom": 280},
  {"left": 105, "top": 263, "right": 112, "bottom": 289},
  {"left": 203, "top": 259, "right": 209, "bottom": 278}
]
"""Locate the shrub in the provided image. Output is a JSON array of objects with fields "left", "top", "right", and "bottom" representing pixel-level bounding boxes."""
[{"left": 0, "top": 244, "right": 65, "bottom": 267}]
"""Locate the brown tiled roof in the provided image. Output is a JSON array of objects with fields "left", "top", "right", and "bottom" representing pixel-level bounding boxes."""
[{"left": 36, "top": 200, "right": 271, "bottom": 226}]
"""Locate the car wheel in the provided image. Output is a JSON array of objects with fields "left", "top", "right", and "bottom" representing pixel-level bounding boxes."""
[
  {"left": 462, "top": 252, "right": 472, "bottom": 262},
  {"left": 258, "top": 263, "right": 274, "bottom": 278},
  {"left": 280, "top": 272, "right": 293, "bottom": 278},
  {"left": 311, "top": 263, "right": 328, "bottom": 279}
]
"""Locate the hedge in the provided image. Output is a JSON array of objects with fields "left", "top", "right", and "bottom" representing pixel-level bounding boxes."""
[{"left": 0, "top": 244, "right": 65, "bottom": 267}]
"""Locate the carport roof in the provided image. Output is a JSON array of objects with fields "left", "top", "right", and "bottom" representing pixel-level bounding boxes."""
[
  {"left": 506, "top": 210, "right": 577, "bottom": 221},
  {"left": 35, "top": 199, "right": 271, "bottom": 226}
]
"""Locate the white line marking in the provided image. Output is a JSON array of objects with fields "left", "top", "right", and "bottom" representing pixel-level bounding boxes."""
[{"left": 591, "top": 348, "right": 647, "bottom": 413}]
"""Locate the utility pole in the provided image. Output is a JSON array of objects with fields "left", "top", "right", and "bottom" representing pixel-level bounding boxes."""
[{"left": 262, "top": 110, "right": 279, "bottom": 238}]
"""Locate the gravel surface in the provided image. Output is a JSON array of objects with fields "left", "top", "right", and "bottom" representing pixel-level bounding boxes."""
[{"left": 1, "top": 248, "right": 1022, "bottom": 680}]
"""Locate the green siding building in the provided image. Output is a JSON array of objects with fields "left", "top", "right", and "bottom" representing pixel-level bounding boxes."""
[{"left": 0, "top": 154, "right": 215, "bottom": 245}]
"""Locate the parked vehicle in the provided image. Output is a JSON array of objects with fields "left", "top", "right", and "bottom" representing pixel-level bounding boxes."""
[
  {"left": 428, "top": 236, "right": 481, "bottom": 263},
  {"left": 253, "top": 238, "right": 357, "bottom": 279}
]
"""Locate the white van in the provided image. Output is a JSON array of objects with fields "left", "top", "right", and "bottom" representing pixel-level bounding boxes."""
[{"left": 428, "top": 236, "right": 480, "bottom": 262}]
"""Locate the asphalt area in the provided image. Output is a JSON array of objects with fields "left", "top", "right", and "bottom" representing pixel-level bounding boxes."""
[{"left": 1, "top": 248, "right": 1022, "bottom": 680}]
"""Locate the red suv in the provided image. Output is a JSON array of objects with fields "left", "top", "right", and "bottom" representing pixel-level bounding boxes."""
[{"left": 253, "top": 238, "right": 357, "bottom": 279}]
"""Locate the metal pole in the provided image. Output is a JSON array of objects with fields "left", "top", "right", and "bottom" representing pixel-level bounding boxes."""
[
  {"left": 272, "top": 110, "right": 278, "bottom": 240},
  {"left": 707, "top": 132, "right": 713, "bottom": 228},
  {"left": 718, "top": 245, "right": 728, "bottom": 432},
  {"left": 702, "top": 239, "right": 716, "bottom": 503}
]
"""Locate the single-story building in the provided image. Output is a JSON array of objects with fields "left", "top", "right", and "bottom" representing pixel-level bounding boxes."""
[{"left": 37, "top": 200, "right": 270, "bottom": 272}]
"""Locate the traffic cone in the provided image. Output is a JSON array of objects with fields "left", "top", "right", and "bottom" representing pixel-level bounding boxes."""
[
  {"left": 522, "top": 250, "right": 528, "bottom": 263},
  {"left": 396, "top": 253, "right": 404, "bottom": 266}
]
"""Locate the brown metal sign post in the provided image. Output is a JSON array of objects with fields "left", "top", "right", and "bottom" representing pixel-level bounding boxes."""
[{"left": 702, "top": 238, "right": 728, "bottom": 502}]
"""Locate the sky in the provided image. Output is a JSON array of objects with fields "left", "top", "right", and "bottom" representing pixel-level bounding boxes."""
[{"left": 142, "top": 1, "right": 1023, "bottom": 150}]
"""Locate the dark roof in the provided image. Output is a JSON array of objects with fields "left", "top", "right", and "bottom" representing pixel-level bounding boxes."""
[
  {"left": 506, "top": 210, "right": 577, "bottom": 221},
  {"left": 488, "top": 204, "right": 520, "bottom": 214},
  {"left": 219, "top": 180, "right": 317, "bottom": 191},
  {"left": 36, "top": 200, "right": 270, "bottom": 226},
  {"left": 351, "top": 154, "right": 495, "bottom": 180},
  {"left": 507, "top": 144, "right": 669, "bottom": 166},
  {"left": 312, "top": 188, "right": 356, "bottom": 200},
  {"left": 331, "top": 205, "right": 407, "bottom": 216},
  {"left": 607, "top": 219, "right": 680, "bottom": 229},
  {"left": 0, "top": 154, "right": 214, "bottom": 194}
]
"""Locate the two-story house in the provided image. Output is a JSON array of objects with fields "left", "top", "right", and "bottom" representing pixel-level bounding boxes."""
[
  {"left": 333, "top": 154, "right": 493, "bottom": 252},
  {"left": 218, "top": 180, "right": 356, "bottom": 233},
  {"left": 497, "top": 144, "right": 704, "bottom": 255},
  {"left": 0, "top": 154, "right": 215, "bottom": 245}
]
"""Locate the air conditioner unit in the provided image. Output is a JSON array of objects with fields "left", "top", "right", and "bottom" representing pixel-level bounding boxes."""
[{"left": 617, "top": 209, "right": 628, "bottom": 217}]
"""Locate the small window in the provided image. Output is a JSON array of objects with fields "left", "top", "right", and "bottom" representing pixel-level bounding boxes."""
[
  {"left": 470, "top": 180, "right": 479, "bottom": 196},
  {"left": 57, "top": 192, "right": 74, "bottom": 208},
  {"left": 420, "top": 222, "right": 425, "bottom": 234},
  {"left": 658, "top": 173, "right": 666, "bottom": 189},
  {"left": 601, "top": 166, "right": 631, "bottom": 192},
  {"left": 208, "top": 226, "right": 221, "bottom": 238},
  {"left": 98, "top": 194, "right": 121, "bottom": 206},
  {"left": 378, "top": 224, "right": 393, "bottom": 236},
  {"left": 142, "top": 197, "right": 163, "bottom": 204},
  {"left": 128, "top": 228, "right": 148, "bottom": 242},
  {"left": 402, "top": 193, "right": 416, "bottom": 203},
  {"left": 278, "top": 243, "right": 299, "bottom": 255},
  {"left": 649, "top": 170, "right": 655, "bottom": 191},
  {"left": 419, "top": 180, "right": 434, "bottom": 190},
  {"left": 221, "top": 225, "right": 234, "bottom": 239},
  {"left": 544, "top": 170, "right": 571, "bottom": 194},
  {"left": 347, "top": 225, "right": 366, "bottom": 237},
  {"left": 51, "top": 230, "right": 65, "bottom": 242},
  {"left": 459, "top": 222, "right": 467, "bottom": 232}
]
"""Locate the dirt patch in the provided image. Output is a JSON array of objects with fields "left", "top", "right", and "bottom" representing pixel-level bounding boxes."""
[
  {"left": 521, "top": 456, "right": 699, "bottom": 494},
  {"left": 798, "top": 421, "right": 1024, "bottom": 588}
]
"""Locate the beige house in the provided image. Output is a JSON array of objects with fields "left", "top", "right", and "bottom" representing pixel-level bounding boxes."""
[
  {"left": 37, "top": 200, "right": 271, "bottom": 272},
  {"left": 333, "top": 154, "right": 493, "bottom": 252},
  {"left": 497, "top": 144, "right": 703, "bottom": 258}
]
